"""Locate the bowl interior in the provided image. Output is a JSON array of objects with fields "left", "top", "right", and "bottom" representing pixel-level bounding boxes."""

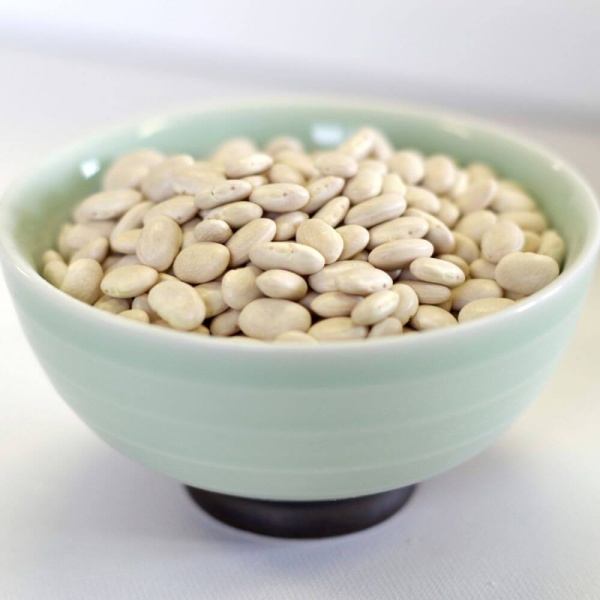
[{"left": 1, "top": 101, "right": 597, "bottom": 275}]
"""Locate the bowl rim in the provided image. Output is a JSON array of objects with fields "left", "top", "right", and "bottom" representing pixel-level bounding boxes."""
[{"left": 1, "top": 96, "right": 599, "bottom": 352}]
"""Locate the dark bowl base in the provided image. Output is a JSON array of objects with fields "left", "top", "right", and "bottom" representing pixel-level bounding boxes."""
[{"left": 185, "top": 484, "right": 416, "bottom": 538}]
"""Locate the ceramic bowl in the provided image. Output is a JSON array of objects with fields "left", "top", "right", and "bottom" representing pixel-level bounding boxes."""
[{"left": 1, "top": 100, "right": 598, "bottom": 502}]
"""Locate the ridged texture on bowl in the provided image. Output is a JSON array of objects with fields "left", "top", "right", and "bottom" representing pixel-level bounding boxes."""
[{"left": 1, "top": 101, "right": 598, "bottom": 500}]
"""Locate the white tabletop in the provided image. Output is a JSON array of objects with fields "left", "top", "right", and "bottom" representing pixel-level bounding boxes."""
[{"left": 1, "top": 46, "right": 599, "bottom": 600}]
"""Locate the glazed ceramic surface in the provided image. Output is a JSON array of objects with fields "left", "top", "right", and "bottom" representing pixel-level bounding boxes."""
[{"left": 1, "top": 100, "right": 598, "bottom": 500}]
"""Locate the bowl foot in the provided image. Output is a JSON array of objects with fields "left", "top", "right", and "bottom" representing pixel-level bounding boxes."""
[{"left": 185, "top": 484, "right": 416, "bottom": 538}]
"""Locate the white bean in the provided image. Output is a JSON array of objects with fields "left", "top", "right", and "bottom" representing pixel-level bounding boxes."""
[
  {"left": 296, "top": 219, "right": 344, "bottom": 264},
  {"left": 148, "top": 280, "right": 206, "bottom": 330},
  {"left": 77, "top": 189, "right": 142, "bottom": 222},
  {"left": 409, "top": 257, "right": 466, "bottom": 287},
  {"left": 309, "top": 317, "right": 368, "bottom": 341},
  {"left": 336, "top": 266, "right": 393, "bottom": 295},
  {"left": 368, "top": 216, "right": 429, "bottom": 249},
  {"left": 387, "top": 150, "right": 424, "bottom": 184},
  {"left": 368, "top": 238, "right": 434, "bottom": 270},
  {"left": 345, "top": 193, "right": 406, "bottom": 228},
  {"left": 255, "top": 269, "right": 307, "bottom": 300},
  {"left": 368, "top": 317, "right": 403, "bottom": 337},
  {"left": 307, "top": 260, "right": 373, "bottom": 293},
  {"left": 43, "top": 260, "right": 68, "bottom": 288},
  {"left": 454, "top": 210, "right": 497, "bottom": 244},
  {"left": 337, "top": 224, "right": 370, "bottom": 260},
  {"left": 304, "top": 176, "right": 346, "bottom": 213},
  {"left": 423, "top": 155, "right": 457, "bottom": 194},
  {"left": 101, "top": 265, "right": 159, "bottom": 298},
  {"left": 351, "top": 290, "right": 400, "bottom": 326},
  {"left": 458, "top": 298, "right": 515, "bottom": 323},
  {"left": 225, "top": 153, "right": 274, "bottom": 178},
  {"left": 451, "top": 278, "right": 503, "bottom": 311},
  {"left": 495, "top": 252, "right": 559, "bottom": 295},
  {"left": 402, "top": 281, "right": 451, "bottom": 305},
  {"left": 249, "top": 242, "right": 325, "bottom": 275},
  {"left": 274, "top": 211, "right": 309, "bottom": 241},
  {"left": 221, "top": 265, "right": 263, "bottom": 310},
  {"left": 202, "top": 201, "right": 263, "bottom": 229},
  {"left": 239, "top": 298, "right": 311, "bottom": 340},
  {"left": 455, "top": 178, "right": 498, "bottom": 213},
  {"left": 312, "top": 196, "right": 350, "bottom": 227},
  {"left": 538, "top": 230, "right": 565, "bottom": 265},
  {"left": 210, "top": 309, "right": 241, "bottom": 336},
  {"left": 173, "top": 242, "right": 230, "bottom": 284},
  {"left": 195, "top": 281, "right": 228, "bottom": 317},
  {"left": 194, "top": 219, "right": 233, "bottom": 244},
  {"left": 60, "top": 258, "right": 104, "bottom": 304},
  {"left": 226, "top": 218, "right": 277, "bottom": 267},
  {"left": 143, "top": 195, "right": 197, "bottom": 225},
  {"left": 481, "top": 221, "right": 525, "bottom": 263},
  {"left": 410, "top": 305, "right": 457, "bottom": 330},
  {"left": 137, "top": 216, "right": 182, "bottom": 271},
  {"left": 391, "top": 283, "right": 419, "bottom": 324},
  {"left": 310, "top": 291, "right": 362, "bottom": 318},
  {"left": 314, "top": 151, "right": 358, "bottom": 178},
  {"left": 249, "top": 183, "right": 310, "bottom": 213},
  {"left": 344, "top": 170, "right": 383, "bottom": 204}
]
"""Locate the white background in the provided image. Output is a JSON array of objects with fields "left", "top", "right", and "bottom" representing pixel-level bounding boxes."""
[{"left": 1, "top": 4, "right": 600, "bottom": 598}]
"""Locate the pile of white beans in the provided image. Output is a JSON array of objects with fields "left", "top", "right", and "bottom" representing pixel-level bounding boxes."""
[{"left": 42, "top": 127, "right": 564, "bottom": 342}]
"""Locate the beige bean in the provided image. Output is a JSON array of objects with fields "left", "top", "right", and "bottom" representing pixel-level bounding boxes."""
[
  {"left": 499, "top": 210, "right": 547, "bottom": 233},
  {"left": 249, "top": 242, "right": 325, "bottom": 275},
  {"left": 351, "top": 290, "right": 400, "bottom": 326},
  {"left": 120, "top": 309, "right": 150, "bottom": 323},
  {"left": 423, "top": 155, "right": 457, "bottom": 194},
  {"left": 170, "top": 167, "right": 225, "bottom": 197},
  {"left": 212, "top": 138, "right": 256, "bottom": 164},
  {"left": 310, "top": 291, "right": 362, "bottom": 317},
  {"left": 76, "top": 189, "right": 142, "bottom": 222},
  {"left": 455, "top": 178, "right": 498, "bottom": 213},
  {"left": 143, "top": 195, "right": 197, "bottom": 225},
  {"left": 370, "top": 128, "right": 393, "bottom": 160},
  {"left": 194, "top": 281, "right": 228, "bottom": 317},
  {"left": 202, "top": 201, "right": 263, "bottom": 229},
  {"left": 101, "top": 265, "right": 159, "bottom": 298},
  {"left": 312, "top": 195, "right": 350, "bottom": 227},
  {"left": 436, "top": 198, "right": 461, "bottom": 228},
  {"left": 194, "top": 180, "right": 253, "bottom": 210},
  {"left": 137, "top": 216, "right": 182, "bottom": 271},
  {"left": 110, "top": 229, "right": 141, "bottom": 254},
  {"left": 368, "top": 238, "right": 434, "bottom": 270},
  {"left": 481, "top": 220, "right": 525, "bottom": 264},
  {"left": 381, "top": 173, "right": 406, "bottom": 195},
  {"left": 105, "top": 254, "right": 141, "bottom": 272},
  {"left": 451, "top": 278, "right": 503, "bottom": 311},
  {"left": 469, "top": 258, "right": 496, "bottom": 279},
  {"left": 452, "top": 231, "right": 480, "bottom": 264},
  {"left": 454, "top": 210, "right": 497, "bottom": 244},
  {"left": 437, "top": 254, "right": 470, "bottom": 277},
  {"left": 409, "top": 257, "right": 466, "bottom": 287},
  {"left": 491, "top": 187, "right": 536, "bottom": 212},
  {"left": 309, "top": 317, "right": 368, "bottom": 341},
  {"left": 182, "top": 230, "right": 197, "bottom": 249},
  {"left": 458, "top": 298, "right": 515, "bottom": 323},
  {"left": 344, "top": 170, "right": 383, "bottom": 204},
  {"left": 345, "top": 193, "right": 406, "bottom": 228},
  {"left": 307, "top": 260, "right": 373, "bottom": 293},
  {"left": 141, "top": 155, "right": 195, "bottom": 201},
  {"left": 274, "top": 331, "right": 318, "bottom": 343},
  {"left": 64, "top": 222, "right": 116, "bottom": 253},
  {"left": 337, "top": 224, "right": 370, "bottom": 260},
  {"left": 405, "top": 186, "right": 441, "bottom": 213},
  {"left": 448, "top": 170, "right": 469, "bottom": 199},
  {"left": 368, "top": 317, "right": 403, "bottom": 337},
  {"left": 391, "top": 283, "right": 419, "bottom": 324},
  {"left": 249, "top": 183, "right": 309, "bottom": 213},
  {"left": 194, "top": 219, "right": 233, "bottom": 244},
  {"left": 504, "top": 290, "right": 526, "bottom": 301},
  {"left": 43, "top": 260, "right": 68, "bottom": 288},
  {"left": 368, "top": 216, "right": 429, "bottom": 249},
  {"left": 314, "top": 151, "right": 358, "bottom": 178},
  {"left": 274, "top": 211, "right": 309, "bottom": 241},
  {"left": 255, "top": 269, "right": 307, "bottom": 300},
  {"left": 438, "top": 298, "right": 453, "bottom": 312},
  {"left": 295, "top": 219, "right": 343, "bottom": 264},
  {"left": 173, "top": 242, "right": 230, "bottom": 284},
  {"left": 351, "top": 250, "right": 369, "bottom": 261},
  {"left": 268, "top": 163, "right": 305, "bottom": 185},
  {"left": 298, "top": 290, "right": 319, "bottom": 311},
  {"left": 61, "top": 258, "right": 103, "bottom": 304},
  {"left": 338, "top": 128, "right": 376, "bottom": 160},
  {"left": 264, "top": 136, "right": 304, "bottom": 157},
  {"left": 221, "top": 266, "right": 263, "bottom": 310},
  {"left": 304, "top": 176, "right": 346, "bottom": 213},
  {"left": 102, "top": 149, "right": 164, "bottom": 191},
  {"left": 336, "top": 267, "right": 393, "bottom": 295},
  {"left": 95, "top": 295, "right": 130, "bottom": 314},
  {"left": 387, "top": 150, "right": 424, "bottom": 184},
  {"left": 225, "top": 153, "right": 274, "bottom": 178},
  {"left": 495, "top": 252, "right": 559, "bottom": 295},
  {"left": 209, "top": 309, "right": 240, "bottom": 336},
  {"left": 538, "top": 230, "right": 565, "bottom": 265},
  {"left": 71, "top": 236, "right": 109, "bottom": 263},
  {"left": 410, "top": 305, "right": 457, "bottom": 330},
  {"left": 239, "top": 298, "right": 311, "bottom": 340},
  {"left": 358, "top": 159, "right": 388, "bottom": 175},
  {"left": 42, "top": 250, "right": 64, "bottom": 265},
  {"left": 467, "top": 162, "right": 496, "bottom": 181},
  {"left": 275, "top": 150, "right": 319, "bottom": 179},
  {"left": 403, "top": 281, "right": 451, "bottom": 305},
  {"left": 148, "top": 280, "right": 206, "bottom": 330},
  {"left": 132, "top": 294, "right": 157, "bottom": 320},
  {"left": 226, "top": 218, "right": 276, "bottom": 267},
  {"left": 110, "top": 201, "right": 153, "bottom": 241},
  {"left": 404, "top": 208, "right": 455, "bottom": 254},
  {"left": 58, "top": 223, "right": 74, "bottom": 259},
  {"left": 522, "top": 230, "right": 541, "bottom": 253}
]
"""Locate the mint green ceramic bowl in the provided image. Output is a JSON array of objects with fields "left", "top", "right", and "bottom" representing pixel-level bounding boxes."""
[{"left": 1, "top": 100, "right": 598, "bottom": 501}]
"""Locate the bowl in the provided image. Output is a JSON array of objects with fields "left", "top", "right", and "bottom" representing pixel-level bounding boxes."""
[{"left": 1, "top": 99, "right": 599, "bottom": 536}]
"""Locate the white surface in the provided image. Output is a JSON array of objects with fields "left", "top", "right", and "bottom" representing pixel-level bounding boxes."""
[
  {"left": 1, "top": 47, "right": 600, "bottom": 600},
  {"left": 1, "top": 1, "right": 599, "bottom": 118}
]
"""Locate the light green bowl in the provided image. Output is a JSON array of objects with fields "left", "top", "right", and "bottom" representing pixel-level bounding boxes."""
[{"left": 1, "top": 100, "right": 598, "bottom": 501}]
